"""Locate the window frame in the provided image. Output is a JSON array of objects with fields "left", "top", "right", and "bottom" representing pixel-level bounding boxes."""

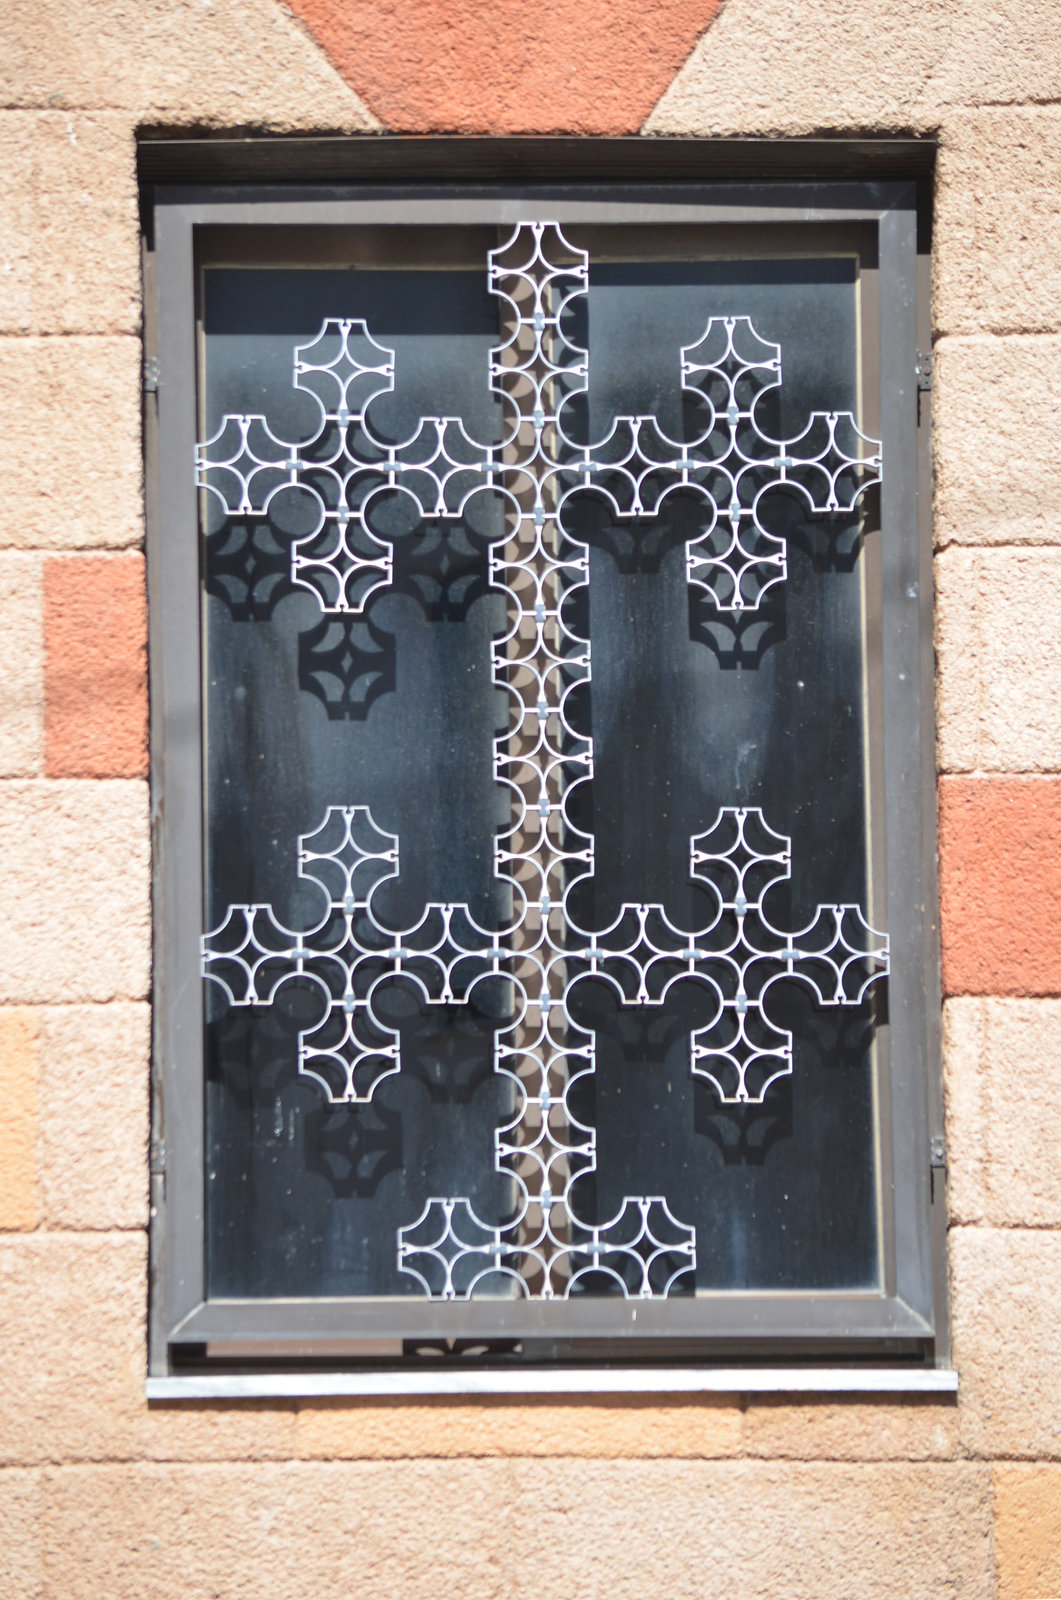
[{"left": 145, "top": 175, "right": 947, "bottom": 1387}]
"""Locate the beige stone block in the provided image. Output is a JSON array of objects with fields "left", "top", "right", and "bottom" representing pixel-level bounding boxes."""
[
  {"left": 38, "top": 1004, "right": 148, "bottom": 1230},
  {"left": 934, "top": 546, "right": 981, "bottom": 773},
  {"left": 0, "top": 1468, "right": 41, "bottom": 1599},
  {"left": 943, "top": 998, "right": 987, "bottom": 1225},
  {"left": 0, "top": 1009, "right": 39, "bottom": 1231},
  {"left": 947, "top": 999, "right": 1061, "bottom": 1227},
  {"left": 0, "top": 337, "right": 142, "bottom": 550},
  {"left": 506, "top": 1461, "right": 992, "bottom": 1599},
  {"left": 42, "top": 1461, "right": 511, "bottom": 1599},
  {"left": 0, "top": 782, "right": 149, "bottom": 1004},
  {"left": 928, "top": 1, "right": 1061, "bottom": 109},
  {"left": 934, "top": 336, "right": 1061, "bottom": 548},
  {"left": 951, "top": 1226, "right": 1061, "bottom": 1456},
  {"left": 645, "top": 0, "right": 953, "bottom": 136},
  {"left": 742, "top": 1398, "right": 958, "bottom": 1460},
  {"left": 33, "top": 114, "right": 139, "bottom": 336},
  {"left": 0, "top": 117, "right": 34, "bottom": 334},
  {"left": 934, "top": 543, "right": 1061, "bottom": 774},
  {"left": 977, "top": 549, "right": 1061, "bottom": 771},
  {"left": 0, "top": 553, "right": 43, "bottom": 777},
  {"left": 297, "top": 1395, "right": 742, "bottom": 1459},
  {"left": 936, "top": 110, "right": 1061, "bottom": 337},
  {"left": 0, "top": 1234, "right": 297, "bottom": 1465},
  {"left": 39, "top": 1459, "right": 992, "bottom": 1600},
  {"left": 994, "top": 1465, "right": 1061, "bottom": 1600},
  {"left": 0, "top": 0, "right": 376, "bottom": 128}
]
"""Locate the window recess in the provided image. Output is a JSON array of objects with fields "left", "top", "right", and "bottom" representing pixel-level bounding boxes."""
[{"left": 147, "top": 181, "right": 945, "bottom": 1386}]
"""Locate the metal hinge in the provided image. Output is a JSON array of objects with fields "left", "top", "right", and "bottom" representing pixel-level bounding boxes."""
[
  {"left": 915, "top": 350, "right": 933, "bottom": 392},
  {"left": 149, "top": 1137, "right": 166, "bottom": 1177},
  {"left": 929, "top": 1134, "right": 946, "bottom": 1169},
  {"left": 143, "top": 356, "right": 160, "bottom": 394}
]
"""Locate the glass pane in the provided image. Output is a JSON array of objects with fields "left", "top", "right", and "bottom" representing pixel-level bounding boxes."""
[{"left": 198, "top": 223, "right": 886, "bottom": 1302}]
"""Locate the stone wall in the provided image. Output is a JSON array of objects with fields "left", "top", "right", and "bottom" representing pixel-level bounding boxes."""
[{"left": 2, "top": 2, "right": 1060, "bottom": 1595}]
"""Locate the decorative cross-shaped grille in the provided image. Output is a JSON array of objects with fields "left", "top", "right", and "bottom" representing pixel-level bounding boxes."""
[{"left": 200, "top": 222, "right": 888, "bottom": 1301}]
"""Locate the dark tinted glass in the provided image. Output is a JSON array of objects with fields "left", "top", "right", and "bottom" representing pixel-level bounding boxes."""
[{"left": 199, "top": 230, "right": 882, "bottom": 1300}]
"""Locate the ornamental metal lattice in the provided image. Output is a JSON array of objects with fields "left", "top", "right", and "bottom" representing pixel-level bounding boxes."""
[{"left": 199, "top": 221, "right": 889, "bottom": 1301}]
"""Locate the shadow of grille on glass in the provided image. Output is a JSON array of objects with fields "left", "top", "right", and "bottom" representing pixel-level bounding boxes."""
[{"left": 199, "top": 221, "right": 888, "bottom": 1301}]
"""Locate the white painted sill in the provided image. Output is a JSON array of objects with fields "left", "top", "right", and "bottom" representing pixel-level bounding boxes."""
[{"left": 147, "top": 1367, "right": 958, "bottom": 1400}]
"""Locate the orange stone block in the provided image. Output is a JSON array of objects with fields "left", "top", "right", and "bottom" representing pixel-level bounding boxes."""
[
  {"left": 43, "top": 553, "right": 147, "bottom": 780},
  {"left": 994, "top": 1466, "right": 1061, "bottom": 1600},
  {"left": 285, "top": 0, "right": 724, "bottom": 134},
  {"left": 939, "top": 775, "right": 1061, "bottom": 996}
]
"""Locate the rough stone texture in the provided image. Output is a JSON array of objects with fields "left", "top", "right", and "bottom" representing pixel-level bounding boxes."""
[
  {"left": 0, "top": 782, "right": 149, "bottom": 1004},
  {"left": 44, "top": 554, "right": 147, "bottom": 780},
  {"left": 993, "top": 1465, "right": 1061, "bottom": 1600},
  {"left": 285, "top": 0, "right": 722, "bottom": 134},
  {"left": 945, "top": 998, "right": 1061, "bottom": 1228},
  {"left": 0, "top": 1009, "right": 39, "bottom": 1231},
  {"left": 296, "top": 1396, "right": 742, "bottom": 1460},
  {"left": 0, "top": 0, "right": 376, "bottom": 128},
  {"left": 0, "top": 118, "right": 34, "bottom": 334},
  {"left": 976, "top": 550, "right": 1061, "bottom": 771},
  {"left": 742, "top": 1398, "right": 958, "bottom": 1461},
  {"left": 936, "top": 112, "right": 1061, "bottom": 338},
  {"left": 0, "top": 338, "right": 142, "bottom": 550},
  {"left": 942, "top": 998, "right": 987, "bottom": 1226},
  {"left": 38, "top": 1004, "right": 148, "bottom": 1230},
  {"left": 646, "top": 0, "right": 1061, "bottom": 135},
  {"left": 32, "top": 114, "right": 139, "bottom": 337},
  {"left": 645, "top": 0, "right": 954, "bottom": 136},
  {"left": 0, "top": 553, "right": 43, "bottom": 777},
  {"left": 938, "top": 776, "right": 1061, "bottom": 996},
  {"left": 0, "top": 1234, "right": 298, "bottom": 1465},
  {"left": 934, "top": 545, "right": 980, "bottom": 773},
  {"left": 935, "top": 338, "right": 1061, "bottom": 548},
  {"left": 0, "top": 1469, "right": 41, "bottom": 1599},
  {"left": 38, "top": 1459, "right": 993, "bottom": 1600},
  {"left": 951, "top": 1228, "right": 1061, "bottom": 1458}
]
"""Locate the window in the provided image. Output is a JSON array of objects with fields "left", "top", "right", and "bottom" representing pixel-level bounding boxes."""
[{"left": 147, "top": 176, "right": 946, "bottom": 1387}]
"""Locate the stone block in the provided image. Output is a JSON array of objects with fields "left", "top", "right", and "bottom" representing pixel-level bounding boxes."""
[
  {"left": 44, "top": 554, "right": 147, "bottom": 780},
  {"left": 944, "top": 998, "right": 1061, "bottom": 1226},
  {"left": 42, "top": 1460, "right": 511, "bottom": 1599},
  {"left": 0, "top": 554, "right": 43, "bottom": 778},
  {"left": 951, "top": 1226, "right": 1061, "bottom": 1457},
  {"left": 935, "top": 337, "right": 1061, "bottom": 547},
  {"left": 0, "top": 1009, "right": 38, "bottom": 1231},
  {"left": 936, "top": 110, "right": 1061, "bottom": 336},
  {"left": 742, "top": 1397, "right": 958, "bottom": 1460},
  {"left": 645, "top": 0, "right": 952, "bottom": 136},
  {"left": 994, "top": 1465, "right": 1061, "bottom": 1600},
  {"left": 0, "top": 781, "right": 149, "bottom": 1004},
  {"left": 976, "top": 549, "right": 1061, "bottom": 769},
  {"left": 0, "top": 1234, "right": 297, "bottom": 1465},
  {"left": 39, "top": 1458, "right": 993, "bottom": 1600},
  {"left": 33, "top": 113, "right": 139, "bottom": 336},
  {"left": 942, "top": 997, "right": 987, "bottom": 1225},
  {"left": 505, "top": 1460, "right": 993, "bottom": 1599},
  {"left": 939, "top": 776, "right": 1061, "bottom": 996},
  {"left": 0, "top": 0, "right": 375, "bottom": 129},
  {"left": 0, "top": 1468, "right": 40, "bottom": 1599},
  {"left": 932, "top": 545, "right": 1061, "bottom": 774},
  {"left": 0, "top": 337, "right": 142, "bottom": 550},
  {"left": 0, "top": 116, "right": 34, "bottom": 333},
  {"left": 297, "top": 1395, "right": 742, "bottom": 1459},
  {"left": 38, "top": 1003, "right": 148, "bottom": 1230},
  {"left": 934, "top": 545, "right": 980, "bottom": 773},
  {"left": 928, "top": 550, "right": 1061, "bottom": 774}
]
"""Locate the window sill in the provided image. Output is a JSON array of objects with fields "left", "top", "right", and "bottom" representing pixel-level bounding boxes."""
[{"left": 147, "top": 1367, "right": 958, "bottom": 1400}]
